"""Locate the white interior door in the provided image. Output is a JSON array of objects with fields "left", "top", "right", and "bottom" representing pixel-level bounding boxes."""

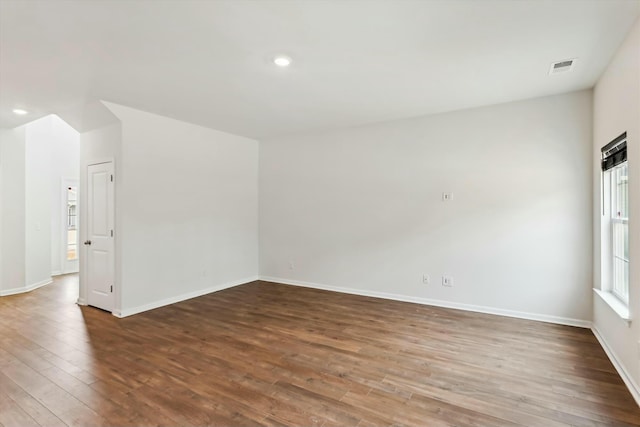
[{"left": 86, "top": 162, "right": 114, "bottom": 312}]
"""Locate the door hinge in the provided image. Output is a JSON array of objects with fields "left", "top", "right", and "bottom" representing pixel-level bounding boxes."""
[
  {"left": 110, "top": 285, "right": 113, "bottom": 293},
  {"left": 111, "top": 229, "right": 114, "bottom": 237},
  {"left": 110, "top": 174, "right": 113, "bottom": 182}
]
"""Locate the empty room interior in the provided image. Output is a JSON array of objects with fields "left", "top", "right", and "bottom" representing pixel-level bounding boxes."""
[{"left": 1, "top": 0, "right": 640, "bottom": 425}]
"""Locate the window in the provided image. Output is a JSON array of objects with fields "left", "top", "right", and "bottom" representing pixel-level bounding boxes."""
[
  {"left": 601, "top": 132, "right": 629, "bottom": 306},
  {"left": 67, "top": 186, "right": 78, "bottom": 261},
  {"left": 610, "top": 163, "right": 628, "bottom": 303}
]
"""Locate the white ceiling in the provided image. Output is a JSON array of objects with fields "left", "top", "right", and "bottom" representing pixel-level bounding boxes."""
[{"left": 1, "top": 0, "right": 638, "bottom": 139}]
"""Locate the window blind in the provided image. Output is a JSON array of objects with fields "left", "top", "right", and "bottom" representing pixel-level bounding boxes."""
[{"left": 601, "top": 132, "right": 627, "bottom": 172}]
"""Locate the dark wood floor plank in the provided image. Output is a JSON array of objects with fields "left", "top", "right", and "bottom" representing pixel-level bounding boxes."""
[
  {"left": 0, "top": 388, "right": 40, "bottom": 427},
  {"left": 0, "top": 347, "right": 108, "bottom": 426},
  {"left": 0, "top": 372, "right": 65, "bottom": 427},
  {"left": 1, "top": 274, "right": 639, "bottom": 427}
]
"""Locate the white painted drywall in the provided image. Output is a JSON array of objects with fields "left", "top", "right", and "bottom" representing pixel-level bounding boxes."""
[
  {"left": 592, "top": 17, "right": 640, "bottom": 401},
  {"left": 103, "top": 103, "right": 259, "bottom": 313},
  {"left": 0, "top": 127, "right": 26, "bottom": 292},
  {"left": 260, "top": 90, "right": 593, "bottom": 324},
  {"left": 49, "top": 116, "right": 80, "bottom": 275},
  {"left": 0, "top": 131, "right": 2, "bottom": 290},
  {"left": 0, "top": 116, "right": 80, "bottom": 294},
  {"left": 24, "top": 116, "right": 53, "bottom": 288}
]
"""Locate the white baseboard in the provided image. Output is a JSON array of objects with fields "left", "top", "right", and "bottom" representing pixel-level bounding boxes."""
[
  {"left": 76, "top": 298, "right": 87, "bottom": 305},
  {"left": 112, "top": 276, "right": 259, "bottom": 318},
  {"left": 51, "top": 270, "right": 63, "bottom": 277},
  {"left": 591, "top": 325, "right": 640, "bottom": 407},
  {"left": 0, "top": 278, "right": 53, "bottom": 296},
  {"left": 258, "top": 276, "right": 592, "bottom": 328}
]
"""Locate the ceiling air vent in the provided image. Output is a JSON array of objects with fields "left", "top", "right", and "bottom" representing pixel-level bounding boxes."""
[{"left": 549, "top": 59, "right": 576, "bottom": 75}]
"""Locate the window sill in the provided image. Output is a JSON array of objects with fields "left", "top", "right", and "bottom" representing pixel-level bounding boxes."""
[{"left": 594, "top": 289, "right": 631, "bottom": 325}]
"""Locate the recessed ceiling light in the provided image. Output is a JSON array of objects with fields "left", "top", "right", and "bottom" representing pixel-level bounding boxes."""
[
  {"left": 274, "top": 56, "right": 292, "bottom": 67},
  {"left": 13, "top": 108, "right": 28, "bottom": 115}
]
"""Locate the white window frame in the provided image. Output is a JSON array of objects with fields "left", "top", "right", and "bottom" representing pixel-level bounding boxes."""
[{"left": 608, "top": 162, "right": 629, "bottom": 305}]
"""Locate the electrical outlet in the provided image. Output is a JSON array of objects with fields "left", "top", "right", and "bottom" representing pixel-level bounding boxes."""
[
  {"left": 423, "top": 274, "right": 430, "bottom": 284},
  {"left": 289, "top": 260, "right": 295, "bottom": 270},
  {"left": 442, "top": 192, "right": 453, "bottom": 201},
  {"left": 442, "top": 276, "right": 453, "bottom": 287}
]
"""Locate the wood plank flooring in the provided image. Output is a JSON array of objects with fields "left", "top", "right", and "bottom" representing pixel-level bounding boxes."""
[{"left": 1, "top": 274, "right": 639, "bottom": 426}]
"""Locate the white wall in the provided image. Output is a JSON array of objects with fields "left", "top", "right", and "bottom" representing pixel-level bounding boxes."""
[
  {"left": 260, "top": 90, "right": 593, "bottom": 325},
  {"left": 103, "top": 103, "right": 259, "bottom": 315},
  {"left": 0, "top": 116, "right": 80, "bottom": 293},
  {"left": 0, "top": 127, "right": 26, "bottom": 293},
  {"left": 0, "top": 131, "right": 2, "bottom": 290},
  {"left": 592, "top": 18, "right": 640, "bottom": 403},
  {"left": 49, "top": 116, "right": 80, "bottom": 275},
  {"left": 24, "top": 117, "right": 53, "bottom": 288}
]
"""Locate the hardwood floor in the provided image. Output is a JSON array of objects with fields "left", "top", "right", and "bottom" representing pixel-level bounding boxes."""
[{"left": 0, "top": 275, "right": 639, "bottom": 427}]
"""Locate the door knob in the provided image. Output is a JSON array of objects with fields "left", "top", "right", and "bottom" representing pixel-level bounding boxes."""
[{"left": 84, "top": 240, "right": 92, "bottom": 245}]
